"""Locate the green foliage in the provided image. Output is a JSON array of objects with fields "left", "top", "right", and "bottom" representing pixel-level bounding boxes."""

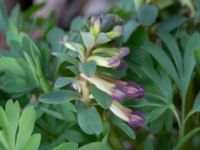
[
  {"left": 39, "top": 90, "right": 78, "bottom": 104},
  {"left": 111, "top": 116, "right": 136, "bottom": 139},
  {"left": 79, "top": 62, "right": 96, "bottom": 77},
  {"left": 78, "top": 107, "right": 103, "bottom": 135},
  {"left": 137, "top": 4, "right": 158, "bottom": 26},
  {"left": 1, "top": 0, "right": 200, "bottom": 149},
  {"left": 52, "top": 142, "right": 78, "bottom": 150},
  {"left": 89, "top": 86, "right": 112, "bottom": 109},
  {"left": 0, "top": 100, "right": 40, "bottom": 150},
  {"left": 79, "top": 142, "right": 110, "bottom": 150}
]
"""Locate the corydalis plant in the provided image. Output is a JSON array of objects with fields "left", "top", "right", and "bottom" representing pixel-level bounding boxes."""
[{"left": 61, "top": 14, "right": 145, "bottom": 126}]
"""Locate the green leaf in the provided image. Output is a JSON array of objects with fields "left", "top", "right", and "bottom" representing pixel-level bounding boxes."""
[
  {"left": 61, "top": 130, "right": 85, "bottom": 143},
  {"left": 112, "top": 117, "right": 136, "bottom": 139},
  {"left": 89, "top": 86, "right": 112, "bottom": 109},
  {"left": 193, "top": 92, "right": 200, "bottom": 110},
  {"left": 149, "top": 113, "right": 166, "bottom": 133},
  {"left": 81, "top": 32, "right": 95, "bottom": 50},
  {"left": 194, "top": 49, "right": 200, "bottom": 72},
  {"left": 6, "top": 31, "right": 23, "bottom": 56},
  {"left": 0, "top": 75, "right": 36, "bottom": 94},
  {"left": 52, "top": 52, "right": 79, "bottom": 66},
  {"left": 61, "top": 102, "right": 77, "bottom": 113},
  {"left": 79, "top": 142, "right": 110, "bottom": 150},
  {"left": 39, "top": 107, "right": 65, "bottom": 120},
  {"left": 5, "top": 100, "right": 20, "bottom": 149},
  {"left": 78, "top": 107, "right": 103, "bottom": 135},
  {"left": 159, "top": 16, "right": 186, "bottom": 31},
  {"left": 142, "top": 40, "right": 179, "bottom": 83},
  {"left": 144, "top": 136, "right": 154, "bottom": 150},
  {"left": 157, "top": 29, "right": 183, "bottom": 75},
  {"left": 8, "top": 5, "right": 20, "bottom": 32},
  {"left": 0, "top": 131, "right": 9, "bottom": 150},
  {"left": 137, "top": 4, "right": 158, "bottom": 25},
  {"left": 79, "top": 62, "right": 96, "bottom": 77},
  {"left": 55, "top": 77, "right": 75, "bottom": 89},
  {"left": 39, "top": 90, "right": 78, "bottom": 104},
  {"left": 121, "top": 20, "right": 139, "bottom": 43},
  {"left": 53, "top": 142, "right": 78, "bottom": 150},
  {"left": 47, "top": 27, "right": 66, "bottom": 52},
  {"left": 70, "top": 16, "right": 87, "bottom": 31},
  {"left": 0, "top": 100, "right": 40, "bottom": 150},
  {"left": 16, "top": 106, "right": 36, "bottom": 150},
  {"left": 148, "top": 107, "right": 167, "bottom": 122},
  {"left": 181, "top": 32, "right": 200, "bottom": 99},
  {"left": 165, "top": 110, "right": 173, "bottom": 131},
  {"left": 0, "top": 57, "right": 38, "bottom": 94},
  {"left": 22, "top": 134, "right": 41, "bottom": 150},
  {"left": 96, "top": 33, "right": 111, "bottom": 45},
  {"left": 0, "top": 57, "right": 26, "bottom": 76},
  {"left": 0, "top": 0, "right": 8, "bottom": 33}
]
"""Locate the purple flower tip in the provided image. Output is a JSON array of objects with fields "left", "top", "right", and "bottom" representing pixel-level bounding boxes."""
[
  {"left": 129, "top": 111, "right": 144, "bottom": 126},
  {"left": 114, "top": 81, "right": 144, "bottom": 100},
  {"left": 126, "top": 82, "right": 144, "bottom": 98},
  {"left": 59, "top": 36, "right": 68, "bottom": 44},
  {"left": 119, "top": 47, "right": 130, "bottom": 58},
  {"left": 111, "top": 90, "right": 126, "bottom": 101},
  {"left": 90, "top": 16, "right": 101, "bottom": 26},
  {"left": 108, "top": 57, "right": 121, "bottom": 67}
]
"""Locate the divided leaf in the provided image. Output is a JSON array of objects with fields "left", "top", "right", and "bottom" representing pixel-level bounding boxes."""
[{"left": 0, "top": 100, "right": 40, "bottom": 150}]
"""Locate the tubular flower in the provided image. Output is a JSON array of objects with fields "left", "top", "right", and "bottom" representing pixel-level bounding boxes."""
[
  {"left": 81, "top": 74, "right": 144, "bottom": 100},
  {"left": 110, "top": 101, "right": 144, "bottom": 126},
  {"left": 87, "top": 47, "right": 130, "bottom": 68}
]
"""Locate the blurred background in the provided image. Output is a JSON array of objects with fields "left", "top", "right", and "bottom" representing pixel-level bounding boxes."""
[
  {"left": 4, "top": 0, "right": 115, "bottom": 29},
  {"left": 1, "top": 0, "right": 116, "bottom": 49}
]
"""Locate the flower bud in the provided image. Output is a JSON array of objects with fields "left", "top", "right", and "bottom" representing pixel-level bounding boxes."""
[
  {"left": 87, "top": 56, "right": 121, "bottom": 68},
  {"left": 59, "top": 35, "right": 69, "bottom": 44},
  {"left": 90, "top": 16, "right": 101, "bottom": 36},
  {"left": 81, "top": 74, "right": 144, "bottom": 101},
  {"left": 60, "top": 37, "right": 85, "bottom": 57},
  {"left": 106, "top": 25, "right": 123, "bottom": 39},
  {"left": 110, "top": 101, "right": 144, "bottom": 126},
  {"left": 115, "top": 81, "right": 144, "bottom": 99}
]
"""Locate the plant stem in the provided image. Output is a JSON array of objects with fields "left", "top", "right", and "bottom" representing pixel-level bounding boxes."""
[
  {"left": 175, "top": 128, "right": 200, "bottom": 150},
  {"left": 180, "top": 110, "right": 196, "bottom": 139},
  {"left": 180, "top": 94, "right": 186, "bottom": 138}
]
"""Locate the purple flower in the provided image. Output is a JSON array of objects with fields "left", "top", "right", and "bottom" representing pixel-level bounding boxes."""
[
  {"left": 129, "top": 111, "right": 144, "bottom": 126},
  {"left": 119, "top": 47, "right": 130, "bottom": 58},
  {"left": 110, "top": 101, "right": 144, "bottom": 127},
  {"left": 111, "top": 89, "right": 126, "bottom": 100},
  {"left": 81, "top": 74, "right": 144, "bottom": 101},
  {"left": 113, "top": 81, "right": 144, "bottom": 100},
  {"left": 106, "top": 47, "right": 129, "bottom": 68},
  {"left": 59, "top": 36, "right": 68, "bottom": 44},
  {"left": 108, "top": 56, "right": 121, "bottom": 67}
]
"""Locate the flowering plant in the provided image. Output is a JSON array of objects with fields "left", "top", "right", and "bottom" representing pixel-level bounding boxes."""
[{"left": 1, "top": 0, "right": 200, "bottom": 149}]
